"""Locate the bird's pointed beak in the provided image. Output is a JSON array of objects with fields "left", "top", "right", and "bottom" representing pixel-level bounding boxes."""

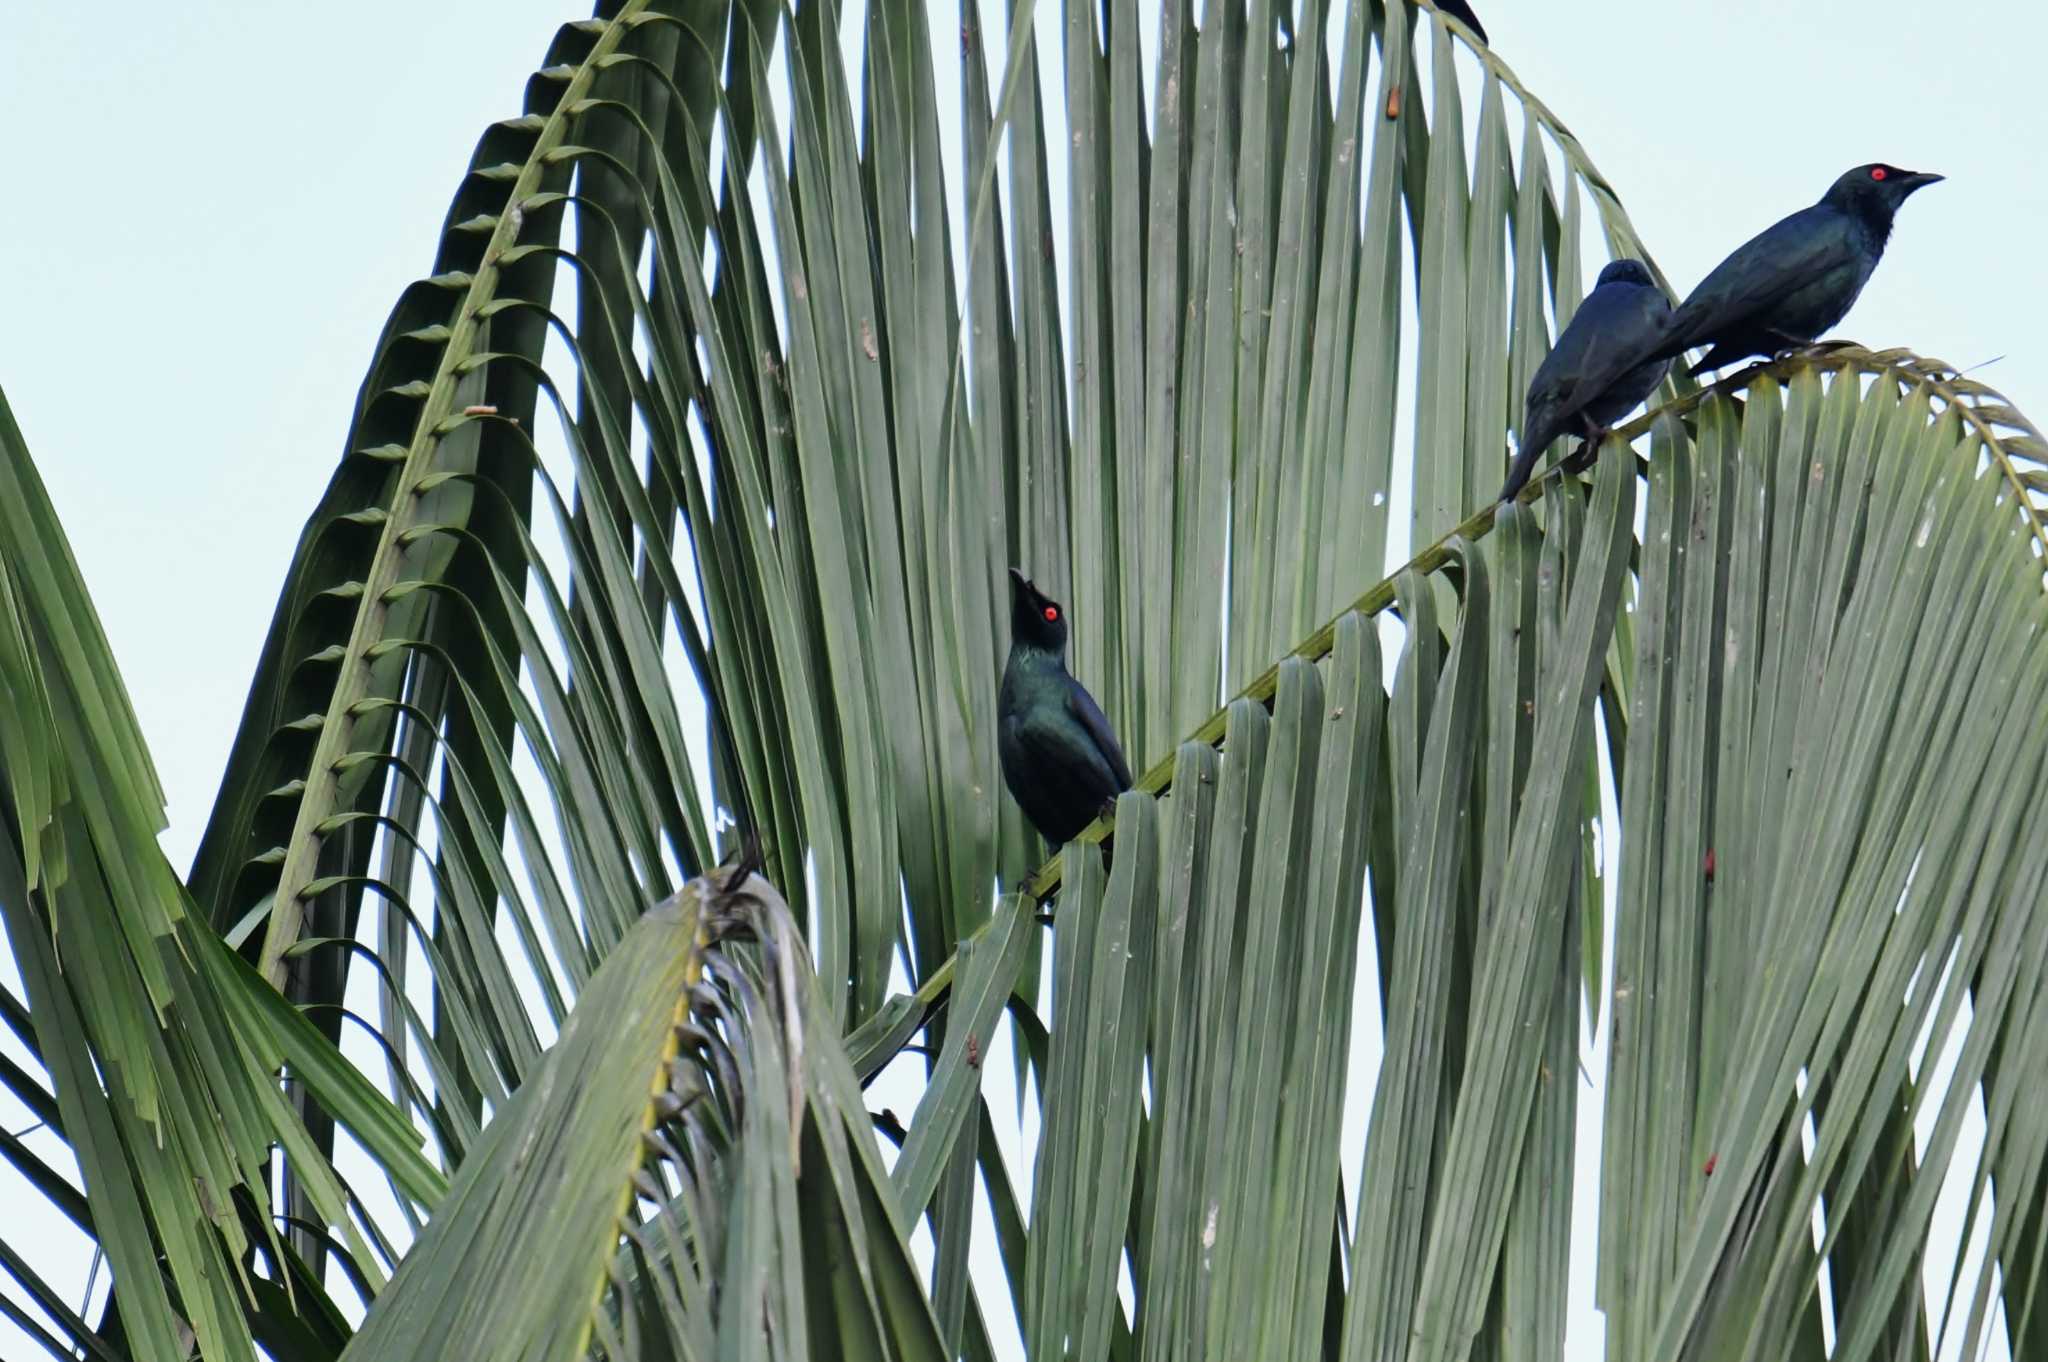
[
  {"left": 1900, "top": 170, "right": 1944, "bottom": 192},
  {"left": 1007, "top": 567, "right": 1031, "bottom": 600}
]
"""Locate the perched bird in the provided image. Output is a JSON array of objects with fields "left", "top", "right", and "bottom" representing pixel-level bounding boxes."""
[
  {"left": 1499, "top": 258, "right": 1672, "bottom": 502},
  {"left": 1653, "top": 163, "right": 1943, "bottom": 374},
  {"left": 1506, "top": 164, "right": 1943, "bottom": 481},
  {"left": 998, "top": 569, "right": 1132, "bottom": 849}
]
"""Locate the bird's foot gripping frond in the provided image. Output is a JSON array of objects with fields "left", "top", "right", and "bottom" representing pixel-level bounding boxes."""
[
  {"left": 1559, "top": 436, "right": 1604, "bottom": 476},
  {"left": 1767, "top": 336, "right": 1858, "bottom": 365}
]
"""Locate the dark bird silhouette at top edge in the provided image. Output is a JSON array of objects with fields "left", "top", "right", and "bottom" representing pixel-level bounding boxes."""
[
  {"left": 1499, "top": 258, "right": 1671, "bottom": 502},
  {"left": 1654, "top": 163, "right": 1943, "bottom": 375},
  {"left": 1436, "top": 0, "right": 1487, "bottom": 43},
  {"left": 998, "top": 569, "right": 1132, "bottom": 851}
]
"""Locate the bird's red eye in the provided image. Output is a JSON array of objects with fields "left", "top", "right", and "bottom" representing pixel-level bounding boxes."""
[
  {"left": 1042, "top": 606, "right": 1059, "bottom": 622},
  {"left": 1870, "top": 167, "right": 1887, "bottom": 181}
]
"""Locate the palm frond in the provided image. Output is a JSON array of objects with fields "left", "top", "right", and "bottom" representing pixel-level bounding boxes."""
[
  {"left": 337, "top": 865, "right": 945, "bottom": 1362},
  {"left": 6, "top": 1, "right": 2048, "bottom": 1358},
  {"left": 1, "top": 383, "right": 438, "bottom": 1359}
]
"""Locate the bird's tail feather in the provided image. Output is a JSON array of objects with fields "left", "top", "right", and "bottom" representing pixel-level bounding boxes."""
[
  {"left": 1498, "top": 443, "right": 1542, "bottom": 503},
  {"left": 1500, "top": 411, "right": 1566, "bottom": 502}
]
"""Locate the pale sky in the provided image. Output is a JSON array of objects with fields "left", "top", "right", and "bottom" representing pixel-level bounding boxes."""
[{"left": 0, "top": 3, "right": 2036, "bottom": 1358}]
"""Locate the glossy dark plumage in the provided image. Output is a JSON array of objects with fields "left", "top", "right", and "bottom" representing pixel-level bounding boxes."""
[
  {"left": 1499, "top": 259, "right": 1671, "bottom": 502},
  {"left": 1653, "top": 163, "right": 1942, "bottom": 374},
  {"left": 998, "top": 569, "right": 1132, "bottom": 848},
  {"left": 1509, "top": 165, "right": 1943, "bottom": 475}
]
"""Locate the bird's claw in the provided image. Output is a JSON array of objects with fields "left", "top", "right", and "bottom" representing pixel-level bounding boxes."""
[
  {"left": 1559, "top": 436, "right": 1604, "bottom": 475},
  {"left": 1768, "top": 334, "right": 1858, "bottom": 366}
]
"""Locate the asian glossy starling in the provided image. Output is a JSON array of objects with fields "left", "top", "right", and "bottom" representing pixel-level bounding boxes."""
[
  {"left": 1653, "top": 163, "right": 1942, "bottom": 374},
  {"left": 998, "top": 569, "right": 1132, "bottom": 849},
  {"left": 1499, "top": 258, "right": 1672, "bottom": 502}
]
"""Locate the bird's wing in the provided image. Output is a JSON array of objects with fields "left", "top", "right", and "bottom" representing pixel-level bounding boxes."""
[
  {"left": 1066, "top": 684, "right": 1134, "bottom": 791},
  {"left": 1664, "top": 207, "right": 1856, "bottom": 351},
  {"left": 1509, "top": 291, "right": 1626, "bottom": 498},
  {"left": 1519, "top": 285, "right": 1668, "bottom": 442},
  {"left": 1572, "top": 292, "right": 1674, "bottom": 419}
]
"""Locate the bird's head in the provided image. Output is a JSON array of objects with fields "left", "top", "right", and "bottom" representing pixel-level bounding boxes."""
[
  {"left": 1824, "top": 163, "right": 1943, "bottom": 222},
  {"left": 1007, "top": 568, "right": 1069, "bottom": 654},
  {"left": 1594, "top": 258, "right": 1656, "bottom": 290}
]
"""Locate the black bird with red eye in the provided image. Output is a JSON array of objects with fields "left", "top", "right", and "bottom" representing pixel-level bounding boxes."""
[
  {"left": 998, "top": 568, "right": 1133, "bottom": 851},
  {"left": 1646, "top": 161, "right": 1943, "bottom": 375}
]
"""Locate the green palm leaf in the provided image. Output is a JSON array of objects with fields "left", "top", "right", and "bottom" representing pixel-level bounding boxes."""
[
  {"left": 6, "top": 1, "right": 2048, "bottom": 1360},
  {"left": 1, "top": 384, "right": 439, "bottom": 1359},
  {"left": 334, "top": 865, "right": 947, "bottom": 1362}
]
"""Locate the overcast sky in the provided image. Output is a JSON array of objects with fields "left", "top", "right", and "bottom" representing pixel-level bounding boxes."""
[{"left": 1, "top": 3, "right": 2035, "bottom": 1358}]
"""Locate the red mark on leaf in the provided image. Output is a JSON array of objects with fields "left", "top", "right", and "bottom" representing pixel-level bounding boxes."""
[
  {"left": 965, "top": 1034, "right": 981, "bottom": 1069},
  {"left": 1703, "top": 1154, "right": 1718, "bottom": 1176}
]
